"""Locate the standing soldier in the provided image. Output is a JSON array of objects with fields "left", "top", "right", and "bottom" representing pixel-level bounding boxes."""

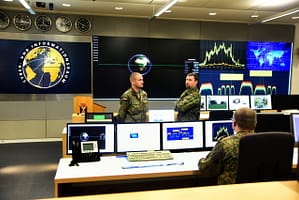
[
  {"left": 175, "top": 72, "right": 201, "bottom": 121},
  {"left": 118, "top": 72, "right": 148, "bottom": 122}
]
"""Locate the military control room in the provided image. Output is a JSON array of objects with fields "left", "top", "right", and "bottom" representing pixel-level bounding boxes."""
[{"left": 1, "top": 0, "right": 299, "bottom": 199}]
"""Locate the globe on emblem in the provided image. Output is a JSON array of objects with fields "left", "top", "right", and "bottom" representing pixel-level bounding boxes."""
[
  {"left": 80, "top": 132, "right": 89, "bottom": 141},
  {"left": 21, "top": 46, "right": 66, "bottom": 89}
]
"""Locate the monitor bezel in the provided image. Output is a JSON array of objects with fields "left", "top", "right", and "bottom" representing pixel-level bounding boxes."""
[
  {"left": 204, "top": 119, "right": 235, "bottom": 149},
  {"left": 250, "top": 95, "right": 272, "bottom": 110},
  {"left": 228, "top": 95, "right": 250, "bottom": 110},
  {"left": 115, "top": 122, "right": 161, "bottom": 153},
  {"left": 161, "top": 121, "right": 204, "bottom": 152},
  {"left": 66, "top": 123, "right": 115, "bottom": 155},
  {"left": 206, "top": 95, "right": 229, "bottom": 111}
]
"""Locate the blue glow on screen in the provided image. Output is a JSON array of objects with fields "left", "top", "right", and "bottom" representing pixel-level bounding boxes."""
[
  {"left": 130, "top": 133, "right": 139, "bottom": 138},
  {"left": 246, "top": 41, "right": 292, "bottom": 71},
  {"left": 167, "top": 127, "right": 194, "bottom": 141}
]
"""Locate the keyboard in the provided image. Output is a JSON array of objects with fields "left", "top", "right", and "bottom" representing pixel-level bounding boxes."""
[{"left": 127, "top": 150, "right": 174, "bottom": 162}]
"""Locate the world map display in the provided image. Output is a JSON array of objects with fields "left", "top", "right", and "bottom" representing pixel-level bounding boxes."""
[
  {"left": 21, "top": 46, "right": 65, "bottom": 89},
  {"left": 246, "top": 41, "right": 292, "bottom": 71}
]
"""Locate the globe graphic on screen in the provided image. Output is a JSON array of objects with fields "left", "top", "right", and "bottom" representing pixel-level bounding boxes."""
[
  {"left": 21, "top": 46, "right": 66, "bottom": 89},
  {"left": 128, "top": 54, "right": 152, "bottom": 75},
  {"left": 80, "top": 132, "right": 89, "bottom": 141}
]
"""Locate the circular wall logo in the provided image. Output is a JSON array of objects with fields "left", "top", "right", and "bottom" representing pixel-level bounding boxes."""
[
  {"left": 128, "top": 54, "right": 152, "bottom": 75},
  {"left": 17, "top": 41, "right": 71, "bottom": 89}
]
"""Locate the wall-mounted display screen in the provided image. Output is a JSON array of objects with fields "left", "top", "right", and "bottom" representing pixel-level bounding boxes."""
[
  {"left": 247, "top": 41, "right": 292, "bottom": 71},
  {"left": 93, "top": 36, "right": 201, "bottom": 99},
  {"left": 206, "top": 95, "right": 229, "bottom": 110},
  {"left": 228, "top": 95, "right": 250, "bottom": 110},
  {"left": 0, "top": 39, "right": 91, "bottom": 93},
  {"left": 250, "top": 95, "right": 272, "bottom": 110}
]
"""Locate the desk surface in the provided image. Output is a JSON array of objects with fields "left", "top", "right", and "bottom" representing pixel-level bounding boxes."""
[
  {"left": 55, "top": 151, "right": 209, "bottom": 184},
  {"left": 46, "top": 180, "right": 299, "bottom": 200},
  {"left": 57, "top": 147, "right": 298, "bottom": 182}
]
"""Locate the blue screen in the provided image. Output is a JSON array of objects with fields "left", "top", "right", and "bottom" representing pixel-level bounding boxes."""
[
  {"left": 166, "top": 127, "right": 194, "bottom": 141},
  {"left": 247, "top": 41, "right": 292, "bottom": 71}
]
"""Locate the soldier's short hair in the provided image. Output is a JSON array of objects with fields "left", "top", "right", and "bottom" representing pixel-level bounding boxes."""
[
  {"left": 233, "top": 107, "right": 257, "bottom": 131},
  {"left": 130, "top": 72, "right": 141, "bottom": 82},
  {"left": 187, "top": 72, "right": 198, "bottom": 81}
]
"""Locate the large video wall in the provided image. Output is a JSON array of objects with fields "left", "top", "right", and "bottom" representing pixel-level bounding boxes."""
[
  {"left": 0, "top": 36, "right": 292, "bottom": 97},
  {"left": 93, "top": 36, "right": 292, "bottom": 99}
]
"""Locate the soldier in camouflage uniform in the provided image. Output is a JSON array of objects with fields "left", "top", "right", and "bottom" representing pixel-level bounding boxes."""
[
  {"left": 175, "top": 72, "right": 201, "bottom": 121},
  {"left": 198, "top": 107, "right": 257, "bottom": 184},
  {"left": 118, "top": 72, "right": 148, "bottom": 122}
]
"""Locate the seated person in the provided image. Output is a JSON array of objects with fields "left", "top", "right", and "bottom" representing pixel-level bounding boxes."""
[{"left": 197, "top": 107, "right": 257, "bottom": 184}]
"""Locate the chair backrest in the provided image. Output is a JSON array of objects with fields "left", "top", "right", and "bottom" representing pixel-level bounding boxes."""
[{"left": 236, "top": 132, "right": 294, "bottom": 183}]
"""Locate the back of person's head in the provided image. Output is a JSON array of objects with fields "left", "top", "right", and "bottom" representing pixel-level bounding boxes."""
[{"left": 233, "top": 107, "right": 257, "bottom": 131}]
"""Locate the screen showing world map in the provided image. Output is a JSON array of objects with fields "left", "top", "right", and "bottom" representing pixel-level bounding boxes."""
[{"left": 246, "top": 41, "right": 292, "bottom": 71}]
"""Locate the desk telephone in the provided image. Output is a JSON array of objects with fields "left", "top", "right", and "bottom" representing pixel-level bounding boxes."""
[{"left": 69, "top": 140, "right": 101, "bottom": 166}]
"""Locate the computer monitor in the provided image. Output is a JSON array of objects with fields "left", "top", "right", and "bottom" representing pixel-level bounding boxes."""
[
  {"left": 250, "top": 95, "right": 272, "bottom": 110},
  {"left": 206, "top": 95, "right": 229, "bottom": 110},
  {"left": 204, "top": 120, "right": 234, "bottom": 148},
  {"left": 161, "top": 121, "right": 204, "bottom": 152},
  {"left": 67, "top": 123, "right": 115, "bottom": 154},
  {"left": 148, "top": 109, "right": 175, "bottom": 122},
  {"left": 85, "top": 112, "right": 114, "bottom": 123},
  {"left": 116, "top": 122, "right": 161, "bottom": 152},
  {"left": 228, "top": 95, "right": 250, "bottom": 110},
  {"left": 255, "top": 113, "right": 291, "bottom": 133},
  {"left": 290, "top": 113, "right": 299, "bottom": 146}
]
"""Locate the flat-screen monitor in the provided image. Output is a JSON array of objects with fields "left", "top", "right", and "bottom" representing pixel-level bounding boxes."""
[
  {"left": 161, "top": 121, "right": 204, "bottom": 151},
  {"left": 204, "top": 120, "right": 234, "bottom": 148},
  {"left": 116, "top": 122, "right": 161, "bottom": 152},
  {"left": 250, "top": 95, "right": 272, "bottom": 110},
  {"left": 228, "top": 95, "right": 250, "bottom": 110},
  {"left": 85, "top": 112, "right": 114, "bottom": 123},
  {"left": 255, "top": 113, "right": 291, "bottom": 133},
  {"left": 206, "top": 95, "right": 229, "bottom": 110},
  {"left": 290, "top": 113, "right": 299, "bottom": 145},
  {"left": 67, "top": 123, "right": 115, "bottom": 154},
  {"left": 148, "top": 110, "right": 175, "bottom": 122}
]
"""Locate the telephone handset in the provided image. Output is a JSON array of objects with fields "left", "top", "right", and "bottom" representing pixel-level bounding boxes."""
[{"left": 69, "top": 140, "right": 101, "bottom": 167}]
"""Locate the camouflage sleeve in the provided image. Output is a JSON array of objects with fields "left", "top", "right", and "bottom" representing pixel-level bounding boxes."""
[
  {"left": 176, "top": 92, "right": 200, "bottom": 112},
  {"left": 197, "top": 142, "right": 224, "bottom": 177},
  {"left": 118, "top": 94, "right": 129, "bottom": 122}
]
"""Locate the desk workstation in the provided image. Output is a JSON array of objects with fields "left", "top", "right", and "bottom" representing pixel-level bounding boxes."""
[
  {"left": 56, "top": 109, "right": 299, "bottom": 197},
  {"left": 55, "top": 150, "right": 298, "bottom": 197}
]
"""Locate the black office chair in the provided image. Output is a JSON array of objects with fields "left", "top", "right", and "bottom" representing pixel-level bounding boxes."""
[{"left": 236, "top": 132, "right": 294, "bottom": 184}]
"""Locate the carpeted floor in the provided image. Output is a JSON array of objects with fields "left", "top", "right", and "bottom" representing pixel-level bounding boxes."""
[{"left": 0, "top": 141, "right": 61, "bottom": 200}]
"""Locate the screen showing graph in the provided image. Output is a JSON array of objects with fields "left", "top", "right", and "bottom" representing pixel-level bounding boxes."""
[{"left": 204, "top": 120, "right": 234, "bottom": 148}]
